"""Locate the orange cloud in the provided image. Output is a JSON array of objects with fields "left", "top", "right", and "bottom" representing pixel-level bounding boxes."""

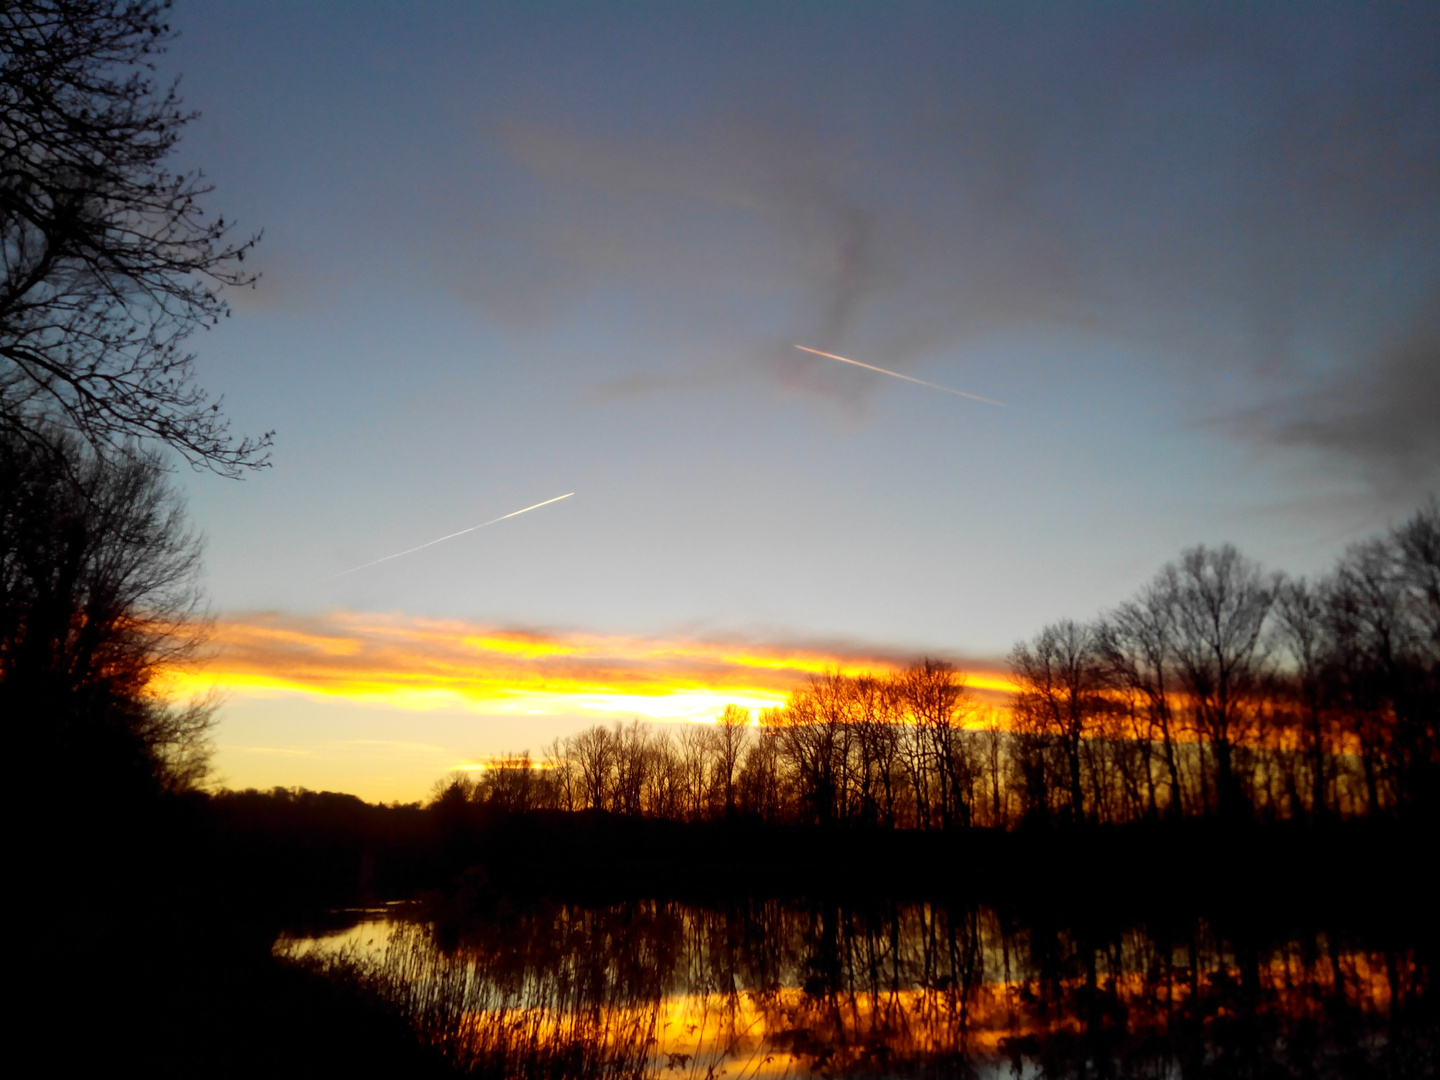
[{"left": 165, "top": 611, "right": 1016, "bottom": 722}]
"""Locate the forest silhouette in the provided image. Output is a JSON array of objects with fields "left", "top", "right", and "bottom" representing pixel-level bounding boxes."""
[{"left": 425, "top": 502, "right": 1440, "bottom": 834}]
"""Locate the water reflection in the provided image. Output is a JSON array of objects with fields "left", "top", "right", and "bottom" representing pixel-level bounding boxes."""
[{"left": 281, "top": 899, "right": 1432, "bottom": 1078}]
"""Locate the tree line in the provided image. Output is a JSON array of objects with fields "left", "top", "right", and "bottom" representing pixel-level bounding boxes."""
[{"left": 440, "top": 504, "right": 1438, "bottom": 829}]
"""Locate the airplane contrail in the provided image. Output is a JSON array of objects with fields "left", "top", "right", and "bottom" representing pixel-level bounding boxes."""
[
  {"left": 333, "top": 493, "right": 575, "bottom": 577},
  {"left": 794, "top": 345, "right": 1006, "bottom": 407}
]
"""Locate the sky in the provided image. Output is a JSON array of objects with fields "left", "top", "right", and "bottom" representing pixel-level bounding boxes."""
[{"left": 156, "top": 2, "right": 1439, "bottom": 800}]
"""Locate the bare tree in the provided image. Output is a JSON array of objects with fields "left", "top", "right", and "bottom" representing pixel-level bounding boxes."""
[
  {"left": 738, "top": 708, "right": 785, "bottom": 821},
  {"left": 1393, "top": 500, "right": 1440, "bottom": 809},
  {"left": 474, "top": 752, "right": 536, "bottom": 814},
  {"left": 1, "top": 1, "right": 270, "bottom": 474},
  {"left": 570, "top": 725, "right": 615, "bottom": 811},
  {"left": 607, "top": 720, "right": 648, "bottom": 816},
  {"left": 429, "top": 770, "right": 475, "bottom": 808},
  {"left": 541, "top": 737, "right": 577, "bottom": 811},
  {"left": 851, "top": 674, "right": 900, "bottom": 827},
  {"left": 711, "top": 704, "right": 750, "bottom": 819},
  {"left": 1099, "top": 583, "right": 1186, "bottom": 818},
  {"left": 1274, "top": 577, "right": 1334, "bottom": 818},
  {"left": 642, "top": 733, "right": 685, "bottom": 820},
  {"left": 1010, "top": 622, "right": 1103, "bottom": 823},
  {"left": 675, "top": 723, "right": 713, "bottom": 820},
  {"left": 1167, "top": 546, "right": 1277, "bottom": 818},
  {"left": 1, "top": 427, "right": 213, "bottom": 793},
  {"left": 895, "top": 659, "right": 973, "bottom": 828},
  {"left": 1325, "top": 504, "right": 1440, "bottom": 815},
  {"left": 978, "top": 709, "right": 1008, "bottom": 829}
]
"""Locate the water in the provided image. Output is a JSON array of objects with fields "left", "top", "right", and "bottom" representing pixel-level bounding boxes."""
[{"left": 280, "top": 898, "right": 1432, "bottom": 1078}]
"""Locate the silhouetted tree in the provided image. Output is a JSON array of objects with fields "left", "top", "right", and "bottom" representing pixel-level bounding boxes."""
[
  {"left": 571, "top": 724, "right": 615, "bottom": 811},
  {"left": 978, "top": 710, "right": 1009, "bottom": 828},
  {"left": 611, "top": 720, "right": 651, "bottom": 816},
  {"left": 852, "top": 674, "right": 901, "bottom": 827},
  {"left": 1392, "top": 500, "right": 1440, "bottom": 812},
  {"left": 1167, "top": 546, "right": 1277, "bottom": 819},
  {"left": 896, "top": 659, "right": 974, "bottom": 828},
  {"left": 739, "top": 709, "right": 784, "bottom": 820},
  {"left": 675, "top": 722, "right": 713, "bottom": 819},
  {"left": 1325, "top": 503, "right": 1440, "bottom": 816},
  {"left": 542, "top": 736, "right": 578, "bottom": 811},
  {"left": 472, "top": 753, "right": 535, "bottom": 814},
  {"left": 1010, "top": 621, "right": 1102, "bottom": 823},
  {"left": 641, "top": 731, "right": 684, "bottom": 820},
  {"left": 712, "top": 704, "right": 750, "bottom": 818},
  {"left": 0, "top": 427, "right": 213, "bottom": 798},
  {"left": 1, "top": 0, "right": 269, "bottom": 473},
  {"left": 1100, "top": 583, "right": 1186, "bottom": 818},
  {"left": 1274, "top": 576, "right": 1334, "bottom": 819},
  {"left": 779, "top": 671, "right": 862, "bottom": 826}
]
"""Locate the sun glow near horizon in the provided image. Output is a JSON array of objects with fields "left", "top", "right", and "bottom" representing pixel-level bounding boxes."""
[
  {"left": 165, "top": 611, "right": 1016, "bottom": 800},
  {"left": 164, "top": 610, "right": 1016, "bottom": 721}
]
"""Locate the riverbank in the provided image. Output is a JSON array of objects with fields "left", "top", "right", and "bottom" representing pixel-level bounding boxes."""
[{"left": 27, "top": 789, "right": 1433, "bottom": 1075}]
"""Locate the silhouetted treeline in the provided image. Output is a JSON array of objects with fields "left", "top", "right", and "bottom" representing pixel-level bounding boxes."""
[
  {"left": 438, "top": 503, "right": 1438, "bottom": 831},
  {"left": 1014, "top": 506, "right": 1438, "bottom": 825}
]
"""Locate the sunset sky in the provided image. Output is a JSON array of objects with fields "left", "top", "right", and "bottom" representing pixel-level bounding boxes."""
[{"left": 158, "top": 3, "right": 1438, "bottom": 800}]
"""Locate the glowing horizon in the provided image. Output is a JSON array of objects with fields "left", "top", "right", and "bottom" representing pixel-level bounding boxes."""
[{"left": 164, "top": 610, "right": 1018, "bottom": 724}]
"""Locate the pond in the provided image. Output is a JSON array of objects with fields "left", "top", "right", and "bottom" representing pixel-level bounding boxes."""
[{"left": 279, "top": 897, "right": 1431, "bottom": 1078}]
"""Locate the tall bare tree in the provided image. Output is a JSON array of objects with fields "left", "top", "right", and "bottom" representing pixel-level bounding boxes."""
[
  {"left": 1274, "top": 577, "right": 1333, "bottom": 818},
  {"left": 1100, "top": 582, "right": 1186, "bottom": 818},
  {"left": 896, "top": 659, "right": 973, "bottom": 828},
  {"left": 711, "top": 704, "right": 750, "bottom": 819},
  {"left": 1392, "top": 500, "right": 1440, "bottom": 811},
  {"left": 1010, "top": 621, "right": 1102, "bottom": 823},
  {"left": 571, "top": 725, "right": 615, "bottom": 811},
  {"left": 2, "top": 0, "right": 269, "bottom": 473},
  {"left": 1326, "top": 504, "right": 1440, "bottom": 815},
  {"left": 1167, "top": 546, "right": 1277, "bottom": 818}
]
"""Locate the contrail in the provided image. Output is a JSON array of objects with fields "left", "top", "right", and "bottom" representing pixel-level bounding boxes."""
[
  {"left": 795, "top": 345, "right": 1006, "bottom": 407},
  {"left": 333, "top": 493, "right": 575, "bottom": 577}
]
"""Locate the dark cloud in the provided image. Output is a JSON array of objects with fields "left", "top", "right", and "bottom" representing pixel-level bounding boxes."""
[
  {"left": 401, "top": 4, "right": 1438, "bottom": 495},
  {"left": 1232, "top": 292, "right": 1440, "bottom": 499}
]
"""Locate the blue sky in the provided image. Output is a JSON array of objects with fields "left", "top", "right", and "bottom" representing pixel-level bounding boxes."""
[{"left": 149, "top": 3, "right": 1438, "bottom": 796}]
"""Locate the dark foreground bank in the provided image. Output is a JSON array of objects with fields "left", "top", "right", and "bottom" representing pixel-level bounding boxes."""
[
  {"left": 25, "top": 792, "right": 452, "bottom": 1079},
  {"left": 25, "top": 790, "right": 1436, "bottom": 1077},
  {"left": 208, "top": 788, "right": 1435, "bottom": 921}
]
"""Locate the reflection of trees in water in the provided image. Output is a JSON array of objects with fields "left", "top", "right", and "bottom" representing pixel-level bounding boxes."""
[{"left": 290, "top": 900, "right": 1433, "bottom": 1078}]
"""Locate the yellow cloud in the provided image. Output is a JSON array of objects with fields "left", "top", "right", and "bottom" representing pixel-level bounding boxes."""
[{"left": 165, "top": 610, "right": 1016, "bottom": 722}]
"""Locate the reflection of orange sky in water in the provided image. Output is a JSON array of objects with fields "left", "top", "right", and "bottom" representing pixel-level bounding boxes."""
[
  {"left": 646, "top": 953, "right": 1409, "bottom": 1067},
  {"left": 165, "top": 610, "right": 1016, "bottom": 722},
  {"left": 286, "top": 917, "right": 1408, "bottom": 1074}
]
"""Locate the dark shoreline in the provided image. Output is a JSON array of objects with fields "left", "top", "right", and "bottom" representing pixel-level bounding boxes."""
[
  {"left": 461, "top": 812, "right": 1432, "bottom": 908},
  {"left": 208, "top": 789, "right": 1435, "bottom": 931},
  {"left": 27, "top": 789, "right": 1437, "bottom": 1077}
]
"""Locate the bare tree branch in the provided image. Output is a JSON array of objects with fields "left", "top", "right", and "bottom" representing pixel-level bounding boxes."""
[{"left": 1, "top": 0, "right": 270, "bottom": 475}]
